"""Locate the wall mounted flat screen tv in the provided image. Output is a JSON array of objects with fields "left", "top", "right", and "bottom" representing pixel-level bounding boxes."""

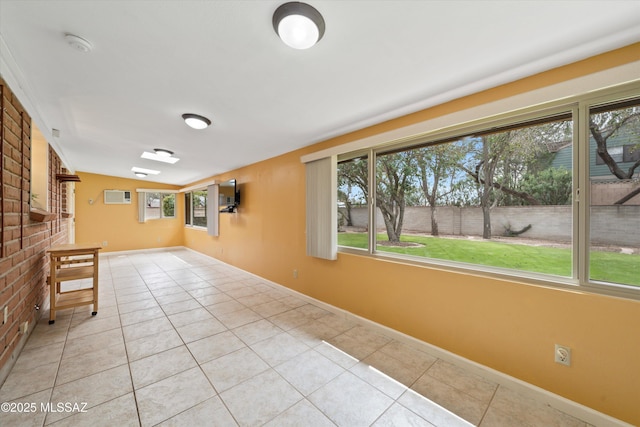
[{"left": 219, "top": 179, "right": 239, "bottom": 212}]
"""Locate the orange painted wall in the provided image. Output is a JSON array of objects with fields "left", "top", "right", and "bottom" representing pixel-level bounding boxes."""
[
  {"left": 184, "top": 44, "right": 640, "bottom": 424},
  {"left": 75, "top": 172, "right": 183, "bottom": 252}
]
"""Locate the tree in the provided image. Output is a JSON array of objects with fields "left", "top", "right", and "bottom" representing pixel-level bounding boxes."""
[
  {"left": 458, "top": 132, "right": 524, "bottom": 239},
  {"left": 519, "top": 167, "right": 572, "bottom": 205},
  {"left": 415, "top": 142, "right": 466, "bottom": 236},
  {"left": 376, "top": 151, "right": 416, "bottom": 242},
  {"left": 337, "top": 188, "right": 352, "bottom": 229},
  {"left": 339, "top": 152, "right": 417, "bottom": 243},
  {"left": 162, "top": 194, "right": 175, "bottom": 217},
  {"left": 338, "top": 156, "right": 368, "bottom": 229},
  {"left": 589, "top": 104, "right": 640, "bottom": 204},
  {"left": 459, "top": 118, "right": 573, "bottom": 238}
]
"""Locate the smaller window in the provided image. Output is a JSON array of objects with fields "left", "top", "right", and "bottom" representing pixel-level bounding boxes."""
[
  {"left": 623, "top": 144, "right": 640, "bottom": 163},
  {"left": 595, "top": 146, "right": 624, "bottom": 165},
  {"left": 185, "top": 189, "right": 207, "bottom": 227},
  {"left": 338, "top": 155, "right": 369, "bottom": 251},
  {"left": 138, "top": 191, "right": 176, "bottom": 222},
  {"left": 145, "top": 192, "right": 175, "bottom": 219}
]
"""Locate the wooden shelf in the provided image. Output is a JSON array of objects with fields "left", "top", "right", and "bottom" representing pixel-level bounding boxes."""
[
  {"left": 55, "top": 266, "right": 95, "bottom": 281},
  {"left": 56, "top": 173, "right": 81, "bottom": 182},
  {"left": 55, "top": 288, "right": 95, "bottom": 310},
  {"left": 30, "top": 208, "right": 56, "bottom": 222}
]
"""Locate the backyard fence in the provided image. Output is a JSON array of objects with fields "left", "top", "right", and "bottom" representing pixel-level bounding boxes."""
[{"left": 343, "top": 205, "right": 640, "bottom": 247}]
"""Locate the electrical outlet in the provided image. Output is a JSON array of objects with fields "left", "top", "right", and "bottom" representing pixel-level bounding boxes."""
[
  {"left": 555, "top": 344, "right": 571, "bottom": 366},
  {"left": 102, "top": 241, "right": 108, "bottom": 247},
  {"left": 293, "top": 269, "right": 298, "bottom": 279},
  {"left": 20, "top": 321, "right": 28, "bottom": 334}
]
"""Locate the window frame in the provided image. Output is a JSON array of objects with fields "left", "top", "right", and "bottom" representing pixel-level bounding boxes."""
[
  {"left": 144, "top": 192, "right": 176, "bottom": 220},
  {"left": 579, "top": 92, "right": 640, "bottom": 296},
  {"left": 335, "top": 82, "right": 640, "bottom": 301},
  {"left": 184, "top": 188, "right": 208, "bottom": 229},
  {"left": 337, "top": 152, "right": 371, "bottom": 254},
  {"left": 136, "top": 189, "right": 178, "bottom": 223}
]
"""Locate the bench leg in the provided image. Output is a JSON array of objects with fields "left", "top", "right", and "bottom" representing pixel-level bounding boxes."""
[
  {"left": 92, "top": 280, "right": 98, "bottom": 316},
  {"left": 48, "top": 276, "right": 56, "bottom": 325}
]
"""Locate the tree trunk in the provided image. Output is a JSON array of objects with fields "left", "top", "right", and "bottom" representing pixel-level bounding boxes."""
[
  {"left": 381, "top": 209, "right": 400, "bottom": 242},
  {"left": 345, "top": 201, "right": 353, "bottom": 226},
  {"left": 481, "top": 139, "right": 493, "bottom": 239},
  {"left": 430, "top": 205, "right": 439, "bottom": 236},
  {"left": 482, "top": 204, "right": 492, "bottom": 239}
]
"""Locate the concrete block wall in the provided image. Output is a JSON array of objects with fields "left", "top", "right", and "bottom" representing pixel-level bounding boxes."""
[{"left": 345, "top": 204, "right": 639, "bottom": 247}]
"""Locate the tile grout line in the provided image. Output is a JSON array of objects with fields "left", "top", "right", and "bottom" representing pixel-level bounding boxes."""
[
  {"left": 476, "top": 382, "right": 501, "bottom": 426},
  {"left": 120, "top": 264, "right": 148, "bottom": 427}
]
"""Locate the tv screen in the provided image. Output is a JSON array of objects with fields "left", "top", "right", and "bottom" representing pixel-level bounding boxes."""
[{"left": 219, "top": 179, "right": 238, "bottom": 212}]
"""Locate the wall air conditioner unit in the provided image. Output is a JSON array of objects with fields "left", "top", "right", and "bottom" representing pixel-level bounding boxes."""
[{"left": 104, "top": 190, "right": 132, "bottom": 204}]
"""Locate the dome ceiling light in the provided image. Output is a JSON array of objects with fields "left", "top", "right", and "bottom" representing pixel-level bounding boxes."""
[
  {"left": 154, "top": 148, "right": 174, "bottom": 157},
  {"left": 131, "top": 166, "right": 160, "bottom": 175},
  {"left": 64, "top": 33, "right": 93, "bottom": 53},
  {"left": 182, "top": 113, "right": 211, "bottom": 130},
  {"left": 141, "top": 150, "right": 180, "bottom": 164},
  {"left": 273, "top": 2, "right": 325, "bottom": 50}
]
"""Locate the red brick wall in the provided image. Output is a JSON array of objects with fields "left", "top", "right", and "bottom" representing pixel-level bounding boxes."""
[{"left": 0, "top": 78, "right": 69, "bottom": 383}]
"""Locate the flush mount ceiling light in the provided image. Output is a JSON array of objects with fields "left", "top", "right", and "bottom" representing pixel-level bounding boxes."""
[
  {"left": 141, "top": 151, "right": 180, "bottom": 164},
  {"left": 273, "top": 2, "right": 325, "bottom": 49},
  {"left": 134, "top": 172, "right": 147, "bottom": 178},
  {"left": 64, "top": 33, "right": 93, "bottom": 53},
  {"left": 131, "top": 166, "right": 160, "bottom": 175},
  {"left": 182, "top": 114, "right": 211, "bottom": 130},
  {"left": 154, "top": 148, "right": 174, "bottom": 157}
]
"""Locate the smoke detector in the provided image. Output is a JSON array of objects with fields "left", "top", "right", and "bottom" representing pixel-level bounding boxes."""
[{"left": 64, "top": 34, "right": 93, "bottom": 53}]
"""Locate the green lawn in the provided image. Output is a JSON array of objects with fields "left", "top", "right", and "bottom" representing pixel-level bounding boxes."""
[{"left": 338, "top": 232, "right": 639, "bottom": 287}]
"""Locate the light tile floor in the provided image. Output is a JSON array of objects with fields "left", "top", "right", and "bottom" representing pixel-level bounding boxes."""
[{"left": 1, "top": 248, "right": 594, "bottom": 426}]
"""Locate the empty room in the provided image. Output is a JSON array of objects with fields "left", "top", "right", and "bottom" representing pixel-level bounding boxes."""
[{"left": 1, "top": 1, "right": 639, "bottom": 426}]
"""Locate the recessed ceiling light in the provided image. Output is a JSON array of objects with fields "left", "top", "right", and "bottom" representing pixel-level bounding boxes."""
[
  {"left": 131, "top": 166, "right": 160, "bottom": 175},
  {"left": 141, "top": 151, "right": 180, "bottom": 164},
  {"left": 273, "top": 2, "right": 325, "bottom": 49},
  {"left": 154, "top": 148, "right": 174, "bottom": 157},
  {"left": 134, "top": 172, "right": 147, "bottom": 178},
  {"left": 182, "top": 113, "right": 211, "bottom": 130},
  {"left": 64, "top": 33, "right": 93, "bottom": 53}
]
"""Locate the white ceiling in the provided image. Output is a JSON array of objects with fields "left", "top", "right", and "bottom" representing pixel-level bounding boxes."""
[{"left": 1, "top": 1, "right": 639, "bottom": 186}]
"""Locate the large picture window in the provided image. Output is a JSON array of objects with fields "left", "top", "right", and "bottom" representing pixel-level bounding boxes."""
[
  {"left": 335, "top": 87, "right": 640, "bottom": 296},
  {"left": 339, "top": 114, "right": 574, "bottom": 277}
]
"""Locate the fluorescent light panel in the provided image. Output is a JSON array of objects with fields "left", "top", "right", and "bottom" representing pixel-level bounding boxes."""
[
  {"left": 131, "top": 166, "right": 160, "bottom": 175},
  {"left": 141, "top": 151, "right": 180, "bottom": 164}
]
